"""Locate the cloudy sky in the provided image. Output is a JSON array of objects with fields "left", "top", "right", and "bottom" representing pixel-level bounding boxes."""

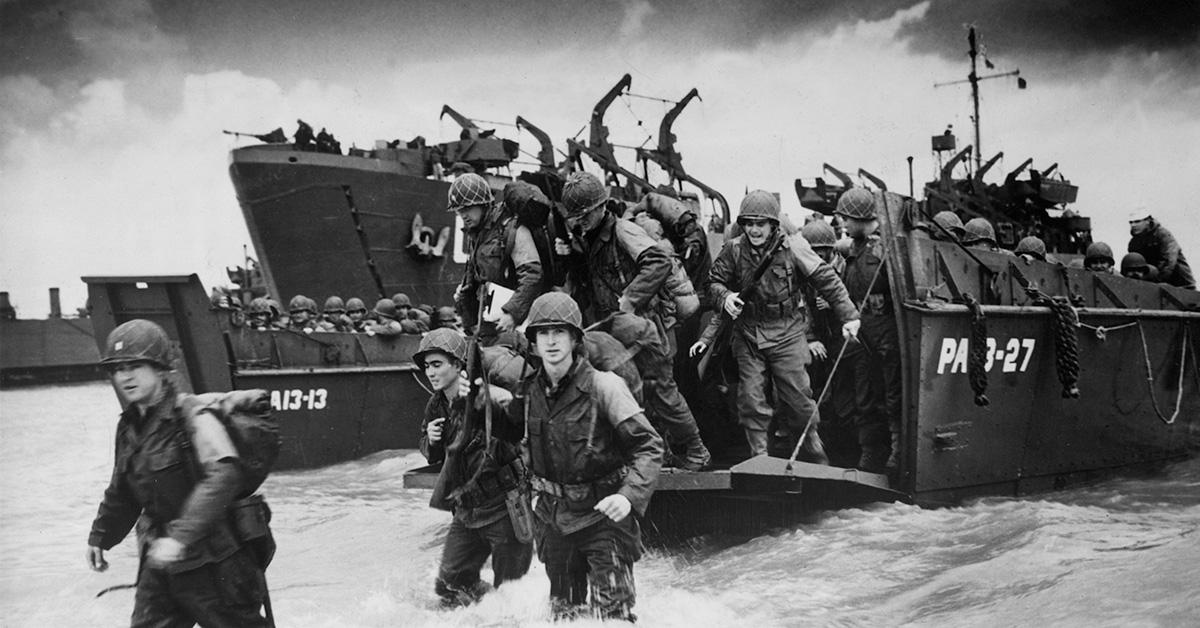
[{"left": 1, "top": 0, "right": 1198, "bottom": 316}]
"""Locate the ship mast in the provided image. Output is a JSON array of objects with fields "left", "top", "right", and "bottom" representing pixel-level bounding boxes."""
[{"left": 935, "top": 26, "right": 1025, "bottom": 173}]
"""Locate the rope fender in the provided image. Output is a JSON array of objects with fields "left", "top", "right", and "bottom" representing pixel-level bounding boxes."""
[
  {"left": 1042, "top": 296, "right": 1082, "bottom": 399},
  {"left": 964, "top": 294, "right": 990, "bottom": 407}
]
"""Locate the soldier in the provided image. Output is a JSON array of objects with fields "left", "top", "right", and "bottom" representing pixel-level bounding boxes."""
[
  {"left": 699, "top": 190, "right": 859, "bottom": 460},
  {"left": 448, "top": 173, "right": 545, "bottom": 341},
  {"left": 246, "top": 297, "right": 280, "bottom": 330},
  {"left": 835, "top": 188, "right": 897, "bottom": 471},
  {"left": 391, "top": 293, "right": 429, "bottom": 333},
  {"left": 1015, "top": 236, "right": 1049, "bottom": 263},
  {"left": 415, "top": 329, "right": 532, "bottom": 607},
  {"left": 962, "top": 217, "right": 1007, "bottom": 253},
  {"left": 502, "top": 293, "right": 663, "bottom": 621},
  {"left": 434, "top": 306, "right": 463, "bottom": 332},
  {"left": 1120, "top": 252, "right": 1159, "bottom": 282},
  {"left": 1127, "top": 210, "right": 1195, "bottom": 289},
  {"left": 345, "top": 297, "right": 369, "bottom": 332},
  {"left": 932, "top": 210, "right": 966, "bottom": 241},
  {"left": 1084, "top": 242, "right": 1116, "bottom": 273},
  {"left": 317, "top": 296, "right": 352, "bottom": 332},
  {"left": 366, "top": 298, "right": 404, "bottom": 336},
  {"left": 85, "top": 320, "right": 269, "bottom": 626},
  {"left": 287, "top": 295, "right": 319, "bottom": 331},
  {"left": 558, "top": 172, "right": 711, "bottom": 471}
]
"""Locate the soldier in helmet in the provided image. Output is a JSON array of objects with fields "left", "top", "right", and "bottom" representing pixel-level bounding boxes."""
[
  {"left": 836, "top": 188, "right": 897, "bottom": 472},
  {"left": 558, "top": 171, "right": 711, "bottom": 471},
  {"left": 416, "top": 328, "right": 532, "bottom": 607},
  {"left": 698, "top": 190, "right": 859, "bottom": 461},
  {"left": 366, "top": 298, "right": 404, "bottom": 336},
  {"left": 931, "top": 210, "right": 966, "bottom": 242},
  {"left": 1084, "top": 242, "right": 1116, "bottom": 274},
  {"left": 287, "top": 294, "right": 319, "bottom": 332},
  {"left": 86, "top": 320, "right": 270, "bottom": 626},
  {"left": 345, "top": 297, "right": 369, "bottom": 332},
  {"left": 246, "top": 297, "right": 281, "bottom": 330},
  {"left": 1015, "top": 235, "right": 1049, "bottom": 263},
  {"left": 1127, "top": 209, "right": 1195, "bottom": 289},
  {"left": 961, "top": 217, "right": 1010, "bottom": 254},
  {"left": 499, "top": 293, "right": 663, "bottom": 621},
  {"left": 434, "top": 306, "right": 463, "bottom": 332},
  {"left": 448, "top": 173, "right": 546, "bottom": 341},
  {"left": 390, "top": 293, "right": 429, "bottom": 334},
  {"left": 317, "top": 296, "right": 352, "bottom": 332},
  {"left": 1120, "top": 252, "right": 1159, "bottom": 282}
]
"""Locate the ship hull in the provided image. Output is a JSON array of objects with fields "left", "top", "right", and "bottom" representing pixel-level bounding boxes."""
[
  {"left": 229, "top": 146, "right": 463, "bottom": 307},
  {"left": 0, "top": 318, "right": 104, "bottom": 388}
]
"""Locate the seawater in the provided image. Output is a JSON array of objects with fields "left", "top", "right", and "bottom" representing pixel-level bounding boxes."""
[{"left": 1, "top": 382, "right": 1197, "bottom": 627}]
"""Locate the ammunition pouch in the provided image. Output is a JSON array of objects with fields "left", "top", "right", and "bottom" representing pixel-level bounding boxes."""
[
  {"left": 230, "top": 494, "right": 275, "bottom": 570},
  {"left": 529, "top": 467, "right": 627, "bottom": 513},
  {"left": 450, "top": 457, "right": 527, "bottom": 511},
  {"left": 747, "top": 294, "right": 805, "bottom": 321}
]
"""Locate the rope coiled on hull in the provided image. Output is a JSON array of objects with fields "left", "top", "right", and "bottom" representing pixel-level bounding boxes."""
[
  {"left": 964, "top": 294, "right": 990, "bottom": 407},
  {"left": 1043, "top": 296, "right": 1082, "bottom": 399}
]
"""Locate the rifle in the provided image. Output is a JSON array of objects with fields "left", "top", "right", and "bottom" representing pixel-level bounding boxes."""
[
  {"left": 697, "top": 232, "right": 788, "bottom": 379},
  {"left": 438, "top": 291, "right": 493, "bottom": 506}
]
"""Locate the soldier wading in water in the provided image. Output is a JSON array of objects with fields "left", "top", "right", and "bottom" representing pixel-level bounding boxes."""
[{"left": 488, "top": 292, "right": 664, "bottom": 621}]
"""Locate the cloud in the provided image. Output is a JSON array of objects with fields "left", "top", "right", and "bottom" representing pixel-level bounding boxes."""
[{"left": 618, "top": 0, "right": 656, "bottom": 40}]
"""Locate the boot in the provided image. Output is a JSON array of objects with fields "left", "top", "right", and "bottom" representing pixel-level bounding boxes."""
[
  {"left": 857, "top": 424, "right": 890, "bottom": 474},
  {"left": 744, "top": 429, "right": 768, "bottom": 457},
  {"left": 677, "top": 437, "right": 712, "bottom": 471},
  {"left": 797, "top": 425, "right": 829, "bottom": 466}
]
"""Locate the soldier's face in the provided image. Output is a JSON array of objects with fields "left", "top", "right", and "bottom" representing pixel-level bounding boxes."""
[
  {"left": 348, "top": 307, "right": 366, "bottom": 322},
  {"left": 1128, "top": 218, "right": 1150, "bottom": 236},
  {"left": 249, "top": 313, "right": 269, "bottom": 327},
  {"left": 740, "top": 218, "right": 775, "bottom": 246},
  {"left": 814, "top": 247, "right": 834, "bottom": 262},
  {"left": 567, "top": 205, "right": 605, "bottom": 236},
  {"left": 422, "top": 352, "right": 461, "bottom": 392},
  {"left": 1123, "top": 267, "right": 1149, "bottom": 280},
  {"left": 1086, "top": 260, "right": 1113, "bottom": 272},
  {"left": 457, "top": 205, "right": 487, "bottom": 230},
  {"left": 109, "top": 361, "right": 166, "bottom": 407},
  {"left": 535, "top": 326, "right": 576, "bottom": 366},
  {"left": 290, "top": 310, "right": 310, "bottom": 324}
]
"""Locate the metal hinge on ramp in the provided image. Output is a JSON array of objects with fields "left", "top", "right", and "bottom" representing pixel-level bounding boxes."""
[{"left": 729, "top": 456, "right": 908, "bottom": 505}]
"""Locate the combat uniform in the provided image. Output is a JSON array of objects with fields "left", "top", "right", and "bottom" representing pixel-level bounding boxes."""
[
  {"left": 708, "top": 231, "right": 858, "bottom": 458},
  {"left": 418, "top": 373, "right": 531, "bottom": 605},
  {"left": 89, "top": 382, "right": 268, "bottom": 627},
  {"left": 1128, "top": 218, "right": 1195, "bottom": 289}
]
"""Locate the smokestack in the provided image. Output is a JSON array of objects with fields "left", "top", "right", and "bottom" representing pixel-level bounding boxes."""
[
  {"left": 49, "top": 288, "right": 62, "bottom": 318},
  {"left": 0, "top": 291, "right": 14, "bottom": 320}
]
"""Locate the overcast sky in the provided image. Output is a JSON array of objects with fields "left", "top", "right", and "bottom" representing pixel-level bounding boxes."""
[{"left": 2, "top": 0, "right": 1198, "bottom": 316}]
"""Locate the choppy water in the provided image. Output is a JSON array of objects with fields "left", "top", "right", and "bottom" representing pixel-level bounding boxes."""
[{"left": 1, "top": 382, "right": 1197, "bottom": 627}]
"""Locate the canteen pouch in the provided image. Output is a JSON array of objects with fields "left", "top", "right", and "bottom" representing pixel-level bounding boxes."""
[
  {"left": 505, "top": 488, "right": 535, "bottom": 544},
  {"left": 231, "top": 494, "right": 276, "bottom": 570}
]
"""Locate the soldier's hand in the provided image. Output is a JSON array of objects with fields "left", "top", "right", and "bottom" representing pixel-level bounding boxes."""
[
  {"left": 146, "top": 537, "right": 186, "bottom": 567},
  {"left": 86, "top": 546, "right": 108, "bottom": 572},
  {"left": 809, "top": 341, "right": 828, "bottom": 361},
  {"left": 554, "top": 237, "right": 572, "bottom": 256},
  {"left": 724, "top": 293, "right": 745, "bottom": 318},
  {"left": 617, "top": 295, "right": 637, "bottom": 314},
  {"left": 457, "top": 372, "right": 472, "bottom": 399},
  {"left": 496, "top": 312, "right": 515, "bottom": 331},
  {"left": 594, "top": 493, "right": 632, "bottom": 522},
  {"left": 689, "top": 340, "right": 708, "bottom": 358},
  {"left": 842, "top": 319, "right": 861, "bottom": 340},
  {"left": 427, "top": 417, "right": 445, "bottom": 443}
]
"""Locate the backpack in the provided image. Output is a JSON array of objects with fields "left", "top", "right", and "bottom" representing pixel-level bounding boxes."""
[{"left": 179, "top": 389, "right": 280, "bottom": 497}]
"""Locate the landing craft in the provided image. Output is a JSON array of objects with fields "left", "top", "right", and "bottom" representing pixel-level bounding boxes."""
[{"left": 85, "top": 60, "right": 1200, "bottom": 539}]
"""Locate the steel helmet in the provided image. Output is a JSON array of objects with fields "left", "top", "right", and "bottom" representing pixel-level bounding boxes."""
[
  {"left": 391, "top": 292, "right": 412, "bottom": 307},
  {"left": 447, "top": 173, "right": 494, "bottom": 212},
  {"left": 932, "top": 210, "right": 965, "bottom": 237},
  {"left": 801, "top": 219, "right": 838, "bottom": 249},
  {"left": 524, "top": 292, "right": 584, "bottom": 342},
  {"left": 737, "top": 190, "right": 780, "bottom": 223},
  {"left": 247, "top": 297, "right": 272, "bottom": 315},
  {"left": 373, "top": 298, "right": 398, "bottom": 320},
  {"left": 1014, "top": 236, "right": 1047, "bottom": 260},
  {"left": 345, "top": 297, "right": 366, "bottom": 312},
  {"left": 265, "top": 298, "right": 282, "bottom": 318},
  {"left": 288, "top": 294, "right": 316, "bottom": 314},
  {"left": 834, "top": 187, "right": 876, "bottom": 220},
  {"left": 1120, "top": 252, "right": 1150, "bottom": 273},
  {"left": 322, "top": 296, "right": 345, "bottom": 314},
  {"left": 413, "top": 328, "right": 469, "bottom": 367},
  {"left": 1084, "top": 242, "right": 1115, "bottom": 266},
  {"left": 961, "top": 218, "right": 997, "bottom": 245},
  {"left": 562, "top": 172, "right": 609, "bottom": 217},
  {"left": 100, "top": 319, "right": 173, "bottom": 369}
]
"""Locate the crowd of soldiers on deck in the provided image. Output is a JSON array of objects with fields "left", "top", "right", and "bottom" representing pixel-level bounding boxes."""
[{"left": 211, "top": 290, "right": 464, "bottom": 335}]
